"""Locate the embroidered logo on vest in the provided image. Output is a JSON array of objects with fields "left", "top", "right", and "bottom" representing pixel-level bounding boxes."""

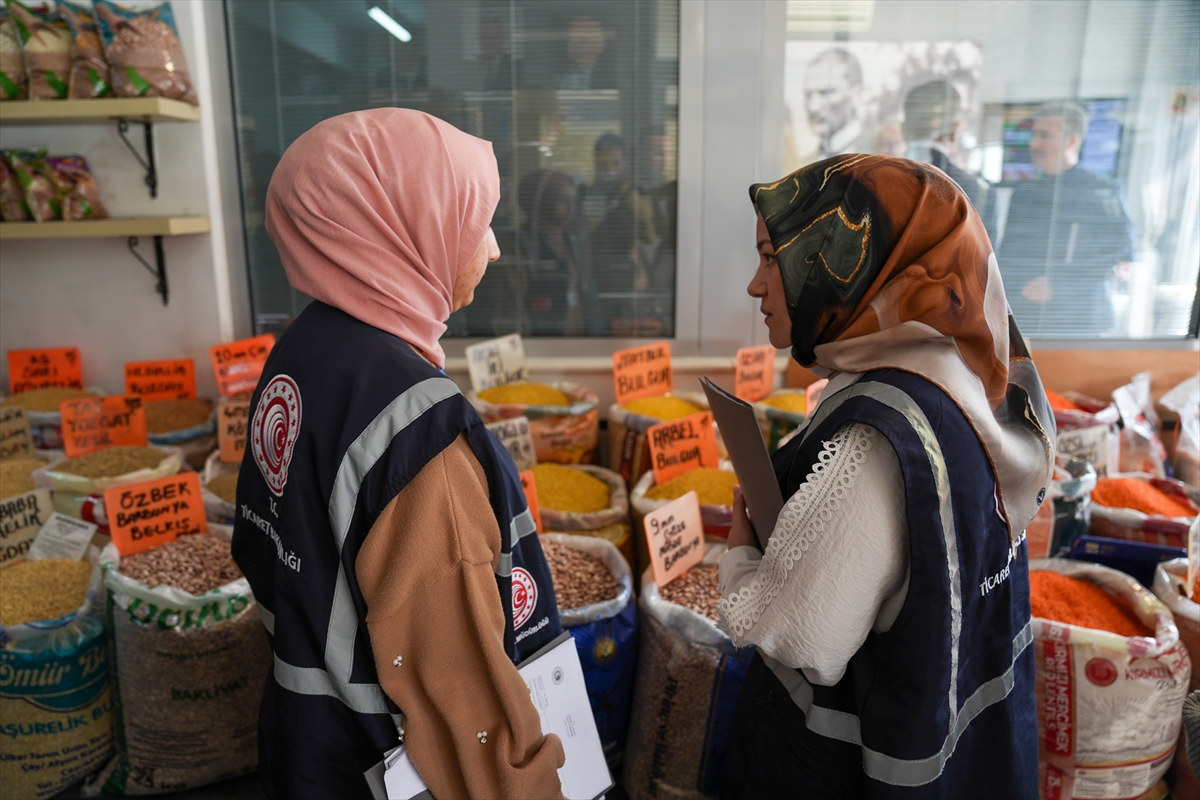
[
  {"left": 512, "top": 566, "right": 538, "bottom": 628},
  {"left": 252, "top": 375, "right": 302, "bottom": 496}
]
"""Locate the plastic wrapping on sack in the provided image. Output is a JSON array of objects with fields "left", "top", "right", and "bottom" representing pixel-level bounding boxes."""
[
  {"left": 1153, "top": 557, "right": 1200, "bottom": 693},
  {"left": 1048, "top": 456, "right": 1097, "bottom": 555},
  {"left": 0, "top": 151, "right": 30, "bottom": 220},
  {"left": 607, "top": 390, "right": 712, "bottom": 488},
  {"left": 94, "top": 0, "right": 197, "bottom": 105},
  {"left": 200, "top": 449, "right": 236, "bottom": 524},
  {"left": 623, "top": 544, "right": 754, "bottom": 800},
  {"left": 9, "top": 0, "right": 70, "bottom": 99},
  {"left": 58, "top": 0, "right": 110, "bottom": 97},
  {"left": 1030, "top": 559, "right": 1192, "bottom": 800},
  {"left": 468, "top": 381, "right": 600, "bottom": 464},
  {"left": 0, "top": 4, "right": 29, "bottom": 99},
  {"left": 542, "top": 533, "right": 637, "bottom": 770},
  {"left": 91, "top": 530, "right": 271, "bottom": 795},
  {"left": 539, "top": 465, "right": 632, "bottom": 566},
  {"left": 32, "top": 445, "right": 182, "bottom": 524},
  {"left": 0, "top": 547, "right": 115, "bottom": 799},
  {"left": 751, "top": 390, "right": 806, "bottom": 453},
  {"left": 1161, "top": 374, "right": 1200, "bottom": 489},
  {"left": 1088, "top": 472, "right": 1199, "bottom": 549},
  {"left": 1113, "top": 372, "right": 1171, "bottom": 478},
  {"left": 630, "top": 465, "right": 736, "bottom": 579}
]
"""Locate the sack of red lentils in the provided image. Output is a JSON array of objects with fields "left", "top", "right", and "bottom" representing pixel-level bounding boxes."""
[
  {"left": 1087, "top": 473, "right": 1199, "bottom": 549},
  {"left": 1153, "top": 557, "right": 1200, "bottom": 693},
  {"left": 1029, "top": 559, "right": 1191, "bottom": 800},
  {"left": 468, "top": 380, "right": 600, "bottom": 464}
]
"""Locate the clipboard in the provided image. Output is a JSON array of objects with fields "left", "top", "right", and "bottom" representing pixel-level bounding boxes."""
[{"left": 701, "top": 378, "right": 784, "bottom": 549}]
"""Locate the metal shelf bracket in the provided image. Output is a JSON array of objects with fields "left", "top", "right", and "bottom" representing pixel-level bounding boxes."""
[
  {"left": 127, "top": 235, "right": 168, "bottom": 305},
  {"left": 115, "top": 118, "right": 158, "bottom": 199}
]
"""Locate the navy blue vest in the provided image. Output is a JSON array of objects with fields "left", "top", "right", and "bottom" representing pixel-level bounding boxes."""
[
  {"left": 231, "top": 302, "right": 561, "bottom": 800},
  {"left": 723, "top": 369, "right": 1038, "bottom": 800}
]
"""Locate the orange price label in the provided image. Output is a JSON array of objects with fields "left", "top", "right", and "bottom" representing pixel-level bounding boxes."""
[
  {"left": 734, "top": 345, "right": 776, "bottom": 402},
  {"left": 644, "top": 491, "right": 706, "bottom": 587},
  {"left": 124, "top": 359, "right": 196, "bottom": 401},
  {"left": 104, "top": 472, "right": 207, "bottom": 557},
  {"left": 209, "top": 334, "right": 275, "bottom": 397},
  {"left": 612, "top": 341, "right": 673, "bottom": 405},
  {"left": 7, "top": 347, "right": 83, "bottom": 395},
  {"left": 647, "top": 411, "right": 720, "bottom": 486},
  {"left": 519, "top": 469, "right": 543, "bottom": 534},
  {"left": 218, "top": 398, "right": 251, "bottom": 464},
  {"left": 60, "top": 395, "right": 148, "bottom": 457}
]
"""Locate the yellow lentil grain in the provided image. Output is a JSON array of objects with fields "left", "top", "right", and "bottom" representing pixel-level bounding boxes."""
[
  {"left": 478, "top": 382, "right": 573, "bottom": 406},
  {"left": 646, "top": 468, "right": 739, "bottom": 507},
  {"left": 0, "top": 559, "right": 91, "bottom": 625},
  {"left": 55, "top": 446, "right": 166, "bottom": 479},
  {"left": 620, "top": 396, "right": 702, "bottom": 421},
  {"left": 531, "top": 464, "right": 611, "bottom": 513},
  {"left": 206, "top": 472, "right": 238, "bottom": 505},
  {"left": 145, "top": 398, "right": 213, "bottom": 433},
  {"left": 0, "top": 387, "right": 95, "bottom": 412},
  {"left": 0, "top": 458, "right": 45, "bottom": 498},
  {"left": 762, "top": 393, "right": 806, "bottom": 414}
]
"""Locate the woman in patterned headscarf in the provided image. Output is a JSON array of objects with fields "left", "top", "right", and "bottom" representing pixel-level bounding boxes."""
[{"left": 717, "top": 155, "right": 1054, "bottom": 799}]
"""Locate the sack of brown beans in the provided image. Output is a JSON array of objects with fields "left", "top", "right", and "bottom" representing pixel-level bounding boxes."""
[
  {"left": 200, "top": 449, "right": 237, "bottom": 523},
  {"left": 622, "top": 544, "right": 754, "bottom": 800},
  {"left": 542, "top": 533, "right": 637, "bottom": 770},
  {"left": 92, "top": 529, "right": 271, "bottom": 794},
  {"left": 94, "top": 0, "right": 197, "bottom": 105},
  {"left": 146, "top": 397, "right": 216, "bottom": 469},
  {"left": 468, "top": 380, "right": 601, "bottom": 464},
  {"left": 0, "top": 547, "right": 114, "bottom": 800},
  {"left": 33, "top": 444, "right": 182, "bottom": 525}
]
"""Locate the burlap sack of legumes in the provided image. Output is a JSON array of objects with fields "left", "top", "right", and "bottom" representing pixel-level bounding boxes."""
[
  {"left": 90, "top": 527, "right": 271, "bottom": 794},
  {"left": 1030, "top": 559, "right": 1191, "bottom": 800},
  {"left": 539, "top": 464, "right": 633, "bottom": 567},
  {"left": 0, "top": 547, "right": 113, "bottom": 800},
  {"left": 1088, "top": 472, "right": 1199, "bottom": 549},
  {"left": 542, "top": 533, "right": 637, "bottom": 770},
  {"left": 606, "top": 391, "right": 711, "bottom": 487},
  {"left": 468, "top": 381, "right": 600, "bottom": 464},
  {"left": 623, "top": 544, "right": 753, "bottom": 800}
]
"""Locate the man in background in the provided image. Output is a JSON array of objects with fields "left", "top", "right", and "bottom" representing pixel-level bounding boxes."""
[
  {"left": 997, "top": 101, "right": 1135, "bottom": 336},
  {"left": 558, "top": 15, "right": 612, "bottom": 90},
  {"left": 804, "top": 48, "right": 873, "bottom": 158}
]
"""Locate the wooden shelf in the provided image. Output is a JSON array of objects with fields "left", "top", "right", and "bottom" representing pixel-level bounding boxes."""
[
  {"left": 0, "top": 97, "right": 200, "bottom": 125},
  {"left": 0, "top": 217, "right": 211, "bottom": 240}
]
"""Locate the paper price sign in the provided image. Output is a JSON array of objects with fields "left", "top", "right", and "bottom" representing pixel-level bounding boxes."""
[
  {"left": 60, "top": 395, "right": 148, "bottom": 457},
  {"left": 27, "top": 512, "right": 96, "bottom": 562},
  {"left": 647, "top": 411, "right": 720, "bottom": 486},
  {"left": 104, "top": 472, "right": 207, "bottom": 556},
  {"left": 7, "top": 347, "right": 83, "bottom": 395},
  {"left": 125, "top": 359, "right": 196, "bottom": 401},
  {"left": 612, "top": 341, "right": 673, "bottom": 405},
  {"left": 210, "top": 334, "right": 275, "bottom": 397},
  {"left": 486, "top": 416, "right": 537, "bottom": 472},
  {"left": 466, "top": 334, "right": 527, "bottom": 392},
  {"left": 0, "top": 407, "right": 34, "bottom": 461},
  {"left": 0, "top": 488, "right": 53, "bottom": 568},
  {"left": 218, "top": 398, "right": 251, "bottom": 464},
  {"left": 644, "top": 490, "right": 705, "bottom": 587},
  {"left": 519, "top": 469, "right": 543, "bottom": 534},
  {"left": 735, "top": 345, "right": 776, "bottom": 402}
]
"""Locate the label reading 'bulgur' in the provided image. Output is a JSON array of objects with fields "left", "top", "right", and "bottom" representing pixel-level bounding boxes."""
[
  {"left": 612, "top": 341, "right": 673, "bottom": 404},
  {"left": 647, "top": 411, "right": 720, "bottom": 485},
  {"left": 735, "top": 345, "right": 776, "bottom": 402},
  {"left": 465, "top": 333, "right": 527, "bottom": 392}
]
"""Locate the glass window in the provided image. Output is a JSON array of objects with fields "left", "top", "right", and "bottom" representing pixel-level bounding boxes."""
[
  {"left": 225, "top": 0, "right": 679, "bottom": 339},
  {"left": 782, "top": 0, "right": 1200, "bottom": 339}
]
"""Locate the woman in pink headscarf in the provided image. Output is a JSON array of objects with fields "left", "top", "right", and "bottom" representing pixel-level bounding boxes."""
[{"left": 232, "top": 109, "right": 567, "bottom": 800}]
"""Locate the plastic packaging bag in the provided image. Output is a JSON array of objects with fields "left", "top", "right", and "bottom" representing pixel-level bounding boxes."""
[
  {"left": 58, "top": 0, "right": 109, "bottom": 97},
  {"left": 0, "top": 547, "right": 115, "bottom": 800},
  {"left": 91, "top": 530, "right": 271, "bottom": 794},
  {"left": 94, "top": 0, "right": 196, "bottom": 105},
  {"left": 543, "top": 533, "right": 638, "bottom": 770},
  {"left": 1152, "top": 557, "right": 1200, "bottom": 693},
  {"left": 0, "top": 151, "right": 30, "bottom": 220},
  {"left": 538, "top": 464, "right": 632, "bottom": 566},
  {"left": 468, "top": 381, "right": 600, "bottom": 464},
  {"left": 44, "top": 154, "right": 108, "bottom": 220},
  {"left": 1088, "top": 472, "right": 1199, "bottom": 549},
  {"left": 1113, "top": 372, "right": 1170, "bottom": 477},
  {"left": 1161, "top": 374, "right": 1200, "bottom": 489},
  {"left": 623, "top": 544, "right": 754, "bottom": 800},
  {"left": 1030, "top": 559, "right": 1191, "bottom": 800},
  {"left": 5, "top": 149, "right": 58, "bottom": 221},
  {"left": 9, "top": 0, "right": 70, "bottom": 99},
  {"left": 0, "top": 4, "right": 29, "bottom": 99}
]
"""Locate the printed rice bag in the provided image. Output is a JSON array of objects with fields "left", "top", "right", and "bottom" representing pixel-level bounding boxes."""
[
  {"left": 0, "top": 3, "right": 29, "bottom": 99},
  {"left": 9, "top": 0, "right": 70, "bottom": 99},
  {"left": 58, "top": 0, "right": 110, "bottom": 97},
  {"left": 94, "top": 0, "right": 196, "bottom": 105}
]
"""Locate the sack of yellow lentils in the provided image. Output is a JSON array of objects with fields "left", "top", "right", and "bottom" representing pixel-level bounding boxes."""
[
  {"left": 630, "top": 467, "right": 738, "bottom": 579},
  {"left": 752, "top": 390, "right": 806, "bottom": 453},
  {"left": 607, "top": 391, "right": 712, "bottom": 487},
  {"left": 32, "top": 445, "right": 182, "bottom": 525},
  {"left": 0, "top": 547, "right": 114, "bottom": 799},
  {"left": 530, "top": 463, "right": 633, "bottom": 566},
  {"left": 468, "top": 381, "right": 600, "bottom": 464}
]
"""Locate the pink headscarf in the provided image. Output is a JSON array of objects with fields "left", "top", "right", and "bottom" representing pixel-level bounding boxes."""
[{"left": 265, "top": 109, "right": 500, "bottom": 368}]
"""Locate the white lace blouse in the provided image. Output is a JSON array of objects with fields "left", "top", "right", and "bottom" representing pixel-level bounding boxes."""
[{"left": 717, "top": 417, "right": 909, "bottom": 687}]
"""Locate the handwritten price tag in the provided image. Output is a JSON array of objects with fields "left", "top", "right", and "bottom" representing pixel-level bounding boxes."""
[
  {"left": 210, "top": 334, "right": 275, "bottom": 397},
  {"left": 104, "top": 472, "right": 207, "bottom": 556},
  {"left": 125, "top": 359, "right": 196, "bottom": 401},
  {"left": 644, "top": 491, "right": 705, "bottom": 587},
  {"left": 647, "top": 411, "right": 720, "bottom": 486},
  {"left": 0, "top": 407, "right": 35, "bottom": 461},
  {"left": 0, "top": 488, "right": 53, "bottom": 568},
  {"left": 734, "top": 345, "right": 775, "bottom": 402},
  {"left": 7, "top": 347, "right": 83, "bottom": 394},
  {"left": 218, "top": 398, "right": 251, "bottom": 464},
  {"left": 60, "top": 396, "right": 148, "bottom": 458},
  {"left": 466, "top": 334, "right": 527, "bottom": 392},
  {"left": 612, "top": 341, "right": 673, "bottom": 405},
  {"left": 486, "top": 416, "right": 537, "bottom": 471},
  {"left": 519, "top": 469, "right": 543, "bottom": 534}
]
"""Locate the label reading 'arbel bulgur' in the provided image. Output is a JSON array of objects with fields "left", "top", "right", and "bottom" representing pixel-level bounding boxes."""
[
  {"left": 647, "top": 411, "right": 720, "bottom": 486},
  {"left": 104, "top": 473, "right": 207, "bottom": 557}
]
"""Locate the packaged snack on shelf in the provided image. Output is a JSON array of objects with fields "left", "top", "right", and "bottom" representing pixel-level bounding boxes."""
[
  {"left": 0, "top": 151, "right": 30, "bottom": 220},
  {"left": 1113, "top": 372, "right": 1170, "bottom": 477},
  {"left": 4, "top": 149, "right": 58, "bottom": 221},
  {"left": 0, "top": 3, "right": 29, "bottom": 99},
  {"left": 44, "top": 154, "right": 108, "bottom": 220},
  {"left": 1029, "top": 560, "right": 1191, "bottom": 800},
  {"left": 1160, "top": 373, "right": 1200, "bottom": 488},
  {"left": 469, "top": 380, "right": 600, "bottom": 464},
  {"left": 94, "top": 0, "right": 197, "bottom": 105},
  {"left": 752, "top": 389, "right": 806, "bottom": 453},
  {"left": 58, "top": 0, "right": 109, "bottom": 97},
  {"left": 1087, "top": 473, "right": 1199, "bottom": 548},
  {"left": 534, "top": 463, "right": 632, "bottom": 567},
  {"left": 9, "top": 0, "right": 70, "bottom": 99}
]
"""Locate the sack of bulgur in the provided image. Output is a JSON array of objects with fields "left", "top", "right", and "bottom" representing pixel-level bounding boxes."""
[
  {"left": 607, "top": 391, "right": 713, "bottom": 487},
  {"left": 145, "top": 397, "right": 216, "bottom": 470},
  {"left": 542, "top": 534, "right": 637, "bottom": 770},
  {"left": 1153, "top": 556, "right": 1200, "bottom": 693},
  {"left": 468, "top": 380, "right": 601, "bottom": 464},
  {"left": 623, "top": 543, "right": 753, "bottom": 800},
  {"left": 200, "top": 449, "right": 237, "bottom": 523},
  {"left": 91, "top": 528, "right": 271, "bottom": 794},
  {"left": 32, "top": 444, "right": 181, "bottom": 525},
  {"left": 1087, "top": 473, "right": 1199, "bottom": 549},
  {"left": 533, "top": 463, "right": 633, "bottom": 566},
  {"left": 630, "top": 466, "right": 738, "bottom": 578},
  {"left": 1, "top": 387, "right": 97, "bottom": 449},
  {"left": 1030, "top": 559, "right": 1191, "bottom": 800},
  {"left": 0, "top": 547, "right": 114, "bottom": 800},
  {"left": 752, "top": 390, "right": 806, "bottom": 453}
]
